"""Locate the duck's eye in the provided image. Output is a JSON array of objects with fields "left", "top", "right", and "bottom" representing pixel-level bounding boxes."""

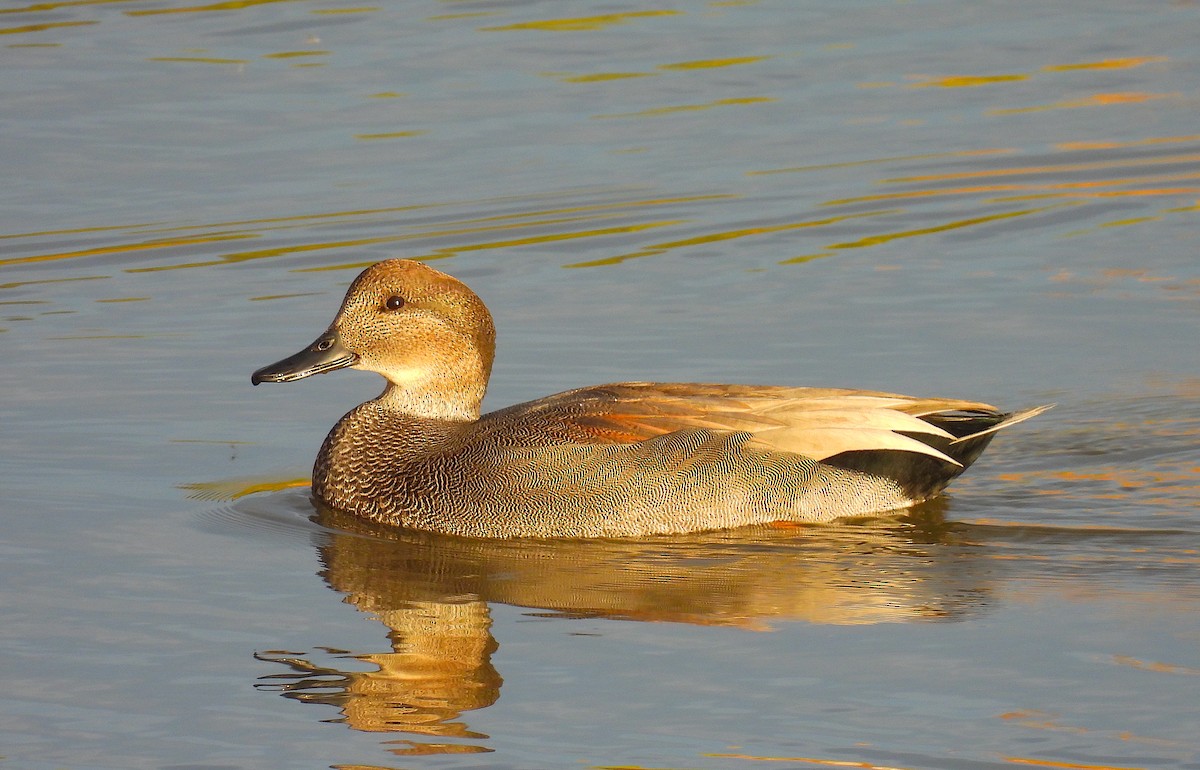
[{"left": 384, "top": 295, "right": 405, "bottom": 311}]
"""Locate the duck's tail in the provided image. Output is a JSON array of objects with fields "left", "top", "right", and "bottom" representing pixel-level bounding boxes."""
[
  {"left": 825, "top": 403, "right": 1054, "bottom": 505},
  {"left": 949, "top": 403, "right": 1055, "bottom": 444}
]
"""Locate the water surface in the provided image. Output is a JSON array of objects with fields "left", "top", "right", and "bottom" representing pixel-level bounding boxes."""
[{"left": 2, "top": 1, "right": 1198, "bottom": 769}]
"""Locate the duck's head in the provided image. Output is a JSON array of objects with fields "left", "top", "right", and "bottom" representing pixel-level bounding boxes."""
[{"left": 252, "top": 259, "right": 496, "bottom": 420}]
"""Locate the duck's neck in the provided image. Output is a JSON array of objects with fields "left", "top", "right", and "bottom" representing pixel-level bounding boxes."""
[{"left": 372, "top": 363, "right": 487, "bottom": 421}]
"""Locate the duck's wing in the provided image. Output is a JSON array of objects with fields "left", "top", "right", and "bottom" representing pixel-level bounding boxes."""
[{"left": 482, "top": 382, "right": 1049, "bottom": 467}]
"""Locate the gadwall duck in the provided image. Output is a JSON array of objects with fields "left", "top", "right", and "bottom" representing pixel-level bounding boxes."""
[{"left": 252, "top": 259, "right": 1049, "bottom": 538}]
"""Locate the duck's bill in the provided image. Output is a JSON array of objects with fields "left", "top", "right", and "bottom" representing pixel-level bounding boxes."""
[{"left": 251, "top": 330, "right": 358, "bottom": 385}]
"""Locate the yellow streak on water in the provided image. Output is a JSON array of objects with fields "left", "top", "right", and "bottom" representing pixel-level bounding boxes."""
[
  {"left": 559, "top": 72, "right": 657, "bottom": 83},
  {"left": 1110, "top": 654, "right": 1200, "bottom": 676},
  {"left": 121, "top": 216, "right": 686, "bottom": 273},
  {"left": 127, "top": 235, "right": 413, "bottom": 271},
  {"left": 0, "top": 233, "right": 258, "bottom": 267},
  {"left": 778, "top": 252, "right": 836, "bottom": 266},
  {"left": 596, "top": 96, "right": 773, "bottom": 119},
  {"left": 703, "top": 754, "right": 913, "bottom": 769},
  {"left": 0, "top": 275, "right": 108, "bottom": 290},
  {"left": 262, "top": 50, "right": 328, "bottom": 59},
  {"left": 913, "top": 74, "right": 1028, "bottom": 87},
  {"left": 827, "top": 207, "right": 1060, "bottom": 250},
  {"left": 1003, "top": 757, "right": 1147, "bottom": 770},
  {"left": 1000, "top": 708, "right": 1188, "bottom": 750},
  {"left": 0, "top": 0, "right": 133, "bottom": 12},
  {"left": 482, "top": 10, "right": 681, "bottom": 32},
  {"left": 1056, "top": 134, "right": 1200, "bottom": 151},
  {"left": 1043, "top": 56, "right": 1166, "bottom": 72},
  {"left": 1101, "top": 216, "right": 1160, "bottom": 228},
  {"left": 3, "top": 194, "right": 736, "bottom": 274},
  {"left": 996, "top": 191, "right": 1199, "bottom": 205},
  {"left": 0, "top": 20, "right": 97, "bottom": 34},
  {"left": 0, "top": 222, "right": 166, "bottom": 239},
  {"left": 426, "top": 12, "right": 498, "bottom": 21},
  {"left": 49, "top": 194, "right": 729, "bottom": 273},
  {"left": 880, "top": 152, "right": 1200, "bottom": 184},
  {"left": 748, "top": 148, "right": 1014, "bottom": 175},
  {"left": 901, "top": 57, "right": 1165, "bottom": 95},
  {"left": 658, "top": 55, "right": 768, "bottom": 70},
  {"left": 991, "top": 91, "right": 1175, "bottom": 115},
  {"left": 128, "top": 0, "right": 299, "bottom": 14},
  {"left": 149, "top": 56, "right": 248, "bottom": 65},
  {"left": 566, "top": 211, "right": 892, "bottom": 268},
  {"left": 824, "top": 172, "right": 1200, "bottom": 206},
  {"left": 403, "top": 220, "right": 689, "bottom": 263}
]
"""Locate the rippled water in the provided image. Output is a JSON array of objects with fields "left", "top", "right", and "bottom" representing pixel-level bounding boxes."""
[{"left": 3, "top": 2, "right": 1198, "bottom": 769}]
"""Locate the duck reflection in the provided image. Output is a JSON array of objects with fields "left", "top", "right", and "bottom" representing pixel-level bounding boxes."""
[{"left": 255, "top": 499, "right": 987, "bottom": 755}]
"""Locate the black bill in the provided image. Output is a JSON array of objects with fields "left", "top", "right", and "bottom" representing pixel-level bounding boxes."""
[{"left": 251, "top": 329, "right": 358, "bottom": 385}]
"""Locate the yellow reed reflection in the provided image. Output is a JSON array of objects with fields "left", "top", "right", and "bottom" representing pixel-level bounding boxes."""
[
  {"left": 991, "top": 91, "right": 1174, "bottom": 115},
  {"left": 914, "top": 74, "right": 1027, "bottom": 88},
  {"left": 127, "top": 0, "right": 303, "bottom": 16},
  {"left": 558, "top": 71, "right": 657, "bottom": 83},
  {"left": 595, "top": 95, "right": 773, "bottom": 119},
  {"left": 481, "top": 10, "right": 681, "bottom": 32},
  {"left": 999, "top": 708, "right": 1190, "bottom": 757},
  {"left": 1002, "top": 756, "right": 1153, "bottom": 770},
  {"left": 825, "top": 207, "right": 1062, "bottom": 250},
  {"left": 0, "top": 233, "right": 257, "bottom": 268},
  {"left": 901, "top": 56, "right": 1166, "bottom": 94},
  {"left": 148, "top": 56, "right": 247, "bottom": 65},
  {"left": 566, "top": 210, "right": 893, "bottom": 268},
  {"left": 706, "top": 753, "right": 916, "bottom": 769},
  {"left": 880, "top": 152, "right": 1200, "bottom": 184},
  {"left": 3, "top": 192, "right": 739, "bottom": 274},
  {"left": 0, "top": 20, "right": 97, "bottom": 34},
  {"left": 0, "top": 0, "right": 131, "bottom": 13},
  {"left": 1056, "top": 134, "right": 1200, "bottom": 151},
  {"left": 749, "top": 148, "right": 1014, "bottom": 176},
  {"left": 1109, "top": 655, "right": 1200, "bottom": 676},
  {"left": 0, "top": 275, "right": 108, "bottom": 291},
  {"left": 4, "top": 135, "right": 1195, "bottom": 276},
  {"left": 426, "top": 12, "right": 498, "bottom": 22},
  {"left": 658, "top": 55, "right": 768, "bottom": 70},
  {"left": 1042, "top": 56, "right": 1166, "bottom": 72},
  {"left": 262, "top": 50, "right": 328, "bottom": 59},
  {"left": 557, "top": 55, "right": 766, "bottom": 84}
]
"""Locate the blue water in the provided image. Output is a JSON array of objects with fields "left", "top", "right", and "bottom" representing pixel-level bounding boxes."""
[{"left": 2, "top": 1, "right": 1198, "bottom": 768}]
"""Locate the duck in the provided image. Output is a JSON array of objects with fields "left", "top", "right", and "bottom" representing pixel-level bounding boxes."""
[{"left": 251, "top": 259, "right": 1050, "bottom": 539}]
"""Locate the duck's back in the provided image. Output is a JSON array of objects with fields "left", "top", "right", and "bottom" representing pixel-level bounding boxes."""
[{"left": 313, "top": 382, "right": 1042, "bottom": 538}]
